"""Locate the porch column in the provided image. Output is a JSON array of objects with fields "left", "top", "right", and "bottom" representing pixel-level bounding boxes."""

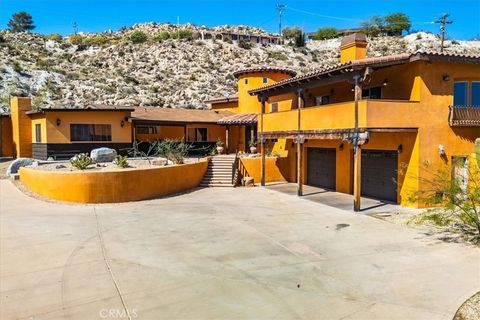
[
  {"left": 260, "top": 98, "right": 266, "bottom": 186},
  {"left": 225, "top": 125, "right": 230, "bottom": 154},
  {"left": 296, "top": 89, "right": 304, "bottom": 196},
  {"left": 353, "top": 74, "right": 362, "bottom": 212},
  {"left": 250, "top": 125, "right": 255, "bottom": 144}
]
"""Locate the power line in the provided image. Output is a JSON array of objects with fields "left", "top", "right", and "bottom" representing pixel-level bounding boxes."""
[
  {"left": 435, "top": 13, "right": 453, "bottom": 52},
  {"left": 286, "top": 6, "right": 363, "bottom": 23}
]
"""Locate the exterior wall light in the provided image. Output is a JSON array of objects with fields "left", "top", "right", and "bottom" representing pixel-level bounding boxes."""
[
  {"left": 382, "top": 79, "right": 389, "bottom": 86},
  {"left": 438, "top": 144, "right": 446, "bottom": 156},
  {"left": 120, "top": 120, "right": 125, "bottom": 127},
  {"left": 56, "top": 118, "right": 61, "bottom": 126},
  {"left": 397, "top": 144, "right": 403, "bottom": 154},
  {"left": 442, "top": 74, "right": 450, "bottom": 81},
  {"left": 339, "top": 143, "right": 344, "bottom": 151}
]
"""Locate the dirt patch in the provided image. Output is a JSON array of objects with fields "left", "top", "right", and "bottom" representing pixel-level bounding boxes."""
[{"left": 0, "top": 160, "right": 13, "bottom": 179}]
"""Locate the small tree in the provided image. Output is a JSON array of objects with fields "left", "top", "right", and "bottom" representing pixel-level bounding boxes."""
[
  {"left": 310, "top": 27, "right": 339, "bottom": 40},
  {"left": 360, "top": 15, "right": 385, "bottom": 36},
  {"left": 8, "top": 12, "right": 35, "bottom": 32},
  {"left": 282, "top": 27, "right": 305, "bottom": 47},
  {"left": 129, "top": 30, "right": 148, "bottom": 44},
  {"left": 384, "top": 13, "right": 411, "bottom": 36},
  {"left": 408, "top": 157, "right": 480, "bottom": 241}
]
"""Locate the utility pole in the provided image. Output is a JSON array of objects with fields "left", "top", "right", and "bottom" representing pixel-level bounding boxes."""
[
  {"left": 177, "top": 16, "right": 180, "bottom": 39},
  {"left": 276, "top": 4, "right": 286, "bottom": 36},
  {"left": 435, "top": 13, "right": 453, "bottom": 52},
  {"left": 72, "top": 22, "right": 78, "bottom": 35}
]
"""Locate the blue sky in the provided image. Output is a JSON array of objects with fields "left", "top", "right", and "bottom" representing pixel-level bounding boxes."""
[{"left": 1, "top": 0, "right": 479, "bottom": 39}]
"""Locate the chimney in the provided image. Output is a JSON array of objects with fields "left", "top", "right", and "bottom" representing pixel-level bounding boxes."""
[{"left": 340, "top": 33, "right": 367, "bottom": 64}]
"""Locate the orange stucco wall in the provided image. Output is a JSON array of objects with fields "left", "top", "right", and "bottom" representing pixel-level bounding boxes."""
[
  {"left": 19, "top": 160, "right": 208, "bottom": 203},
  {"left": 136, "top": 125, "right": 185, "bottom": 142},
  {"left": 1, "top": 116, "right": 14, "bottom": 157},
  {"left": 10, "top": 97, "right": 32, "bottom": 157},
  {"left": 239, "top": 157, "right": 289, "bottom": 183},
  {"left": 42, "top": 111, "right": 132, "bottom": 143}
]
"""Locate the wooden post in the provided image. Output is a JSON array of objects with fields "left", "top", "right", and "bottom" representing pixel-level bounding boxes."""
[
  {"left": 296, "top": 89, "right": 304, "bottom": 196},
  {"left": 225, "top": 125, "right": 230, "bottom": 154},
  {"left": 353, "top": 75, "right": 362, "bottom": 212},
  {"left": 260, "top": 98, "right": 266, "bottom": 186},
  {"left": 250, "top": 125, "right": 255, "bottom": 144}
]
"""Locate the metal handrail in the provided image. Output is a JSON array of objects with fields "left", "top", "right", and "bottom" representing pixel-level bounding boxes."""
[
  {"left": 449, "top": 105, "right": 480, "bottom": 126},
  {"left": 232, "top": 150, "right": 239, "bottom": 185}
]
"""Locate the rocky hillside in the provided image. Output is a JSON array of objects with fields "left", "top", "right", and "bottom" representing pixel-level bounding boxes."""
[{"left": 1, "top": 23, "right": 479, "bottom": 110}]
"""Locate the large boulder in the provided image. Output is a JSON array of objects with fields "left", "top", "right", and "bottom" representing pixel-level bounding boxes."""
[
  {"left": 7, "top": 158, "right": 35, "bottom": 177},
  {"left": 90, "top": 148, "right": 117, "bottom": 163}
]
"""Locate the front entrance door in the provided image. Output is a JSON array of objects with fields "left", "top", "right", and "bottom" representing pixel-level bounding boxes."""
[{"left": 307, "top": 148, "right": 336, "bottom": 189}]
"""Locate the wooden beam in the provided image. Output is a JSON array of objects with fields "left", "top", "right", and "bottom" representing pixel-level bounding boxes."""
[{"left": 225, "top": 125, "right": 230, "bottom": 154}]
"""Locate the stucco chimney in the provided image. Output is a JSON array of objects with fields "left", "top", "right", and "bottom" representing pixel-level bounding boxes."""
[{"left": 340, "top": 33, "right": 367, "bottom": 64}]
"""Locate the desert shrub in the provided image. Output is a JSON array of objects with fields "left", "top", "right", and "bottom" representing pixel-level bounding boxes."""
[
  {"left": 152, "top": 31, "right": 170, "bottom": 42},
  {"left": 129, "top": 30, "right": 148, "bottom": 44},
  {"left": 268, "top": 51, "right": 288, "bottom": 61},
  {"left": 155, "top": 139, "right": 191, "bottom": 164},
  {"left": 178, "top": 29, "right": 194, "bottom": 40},
  {"left": 12, "top": 60, "right": 22, "bottom": 73},
  {"left": 113, "top": 155, "right": 129, "bottom": 168},
  {"left": 48, "top": 33, "right": 62, "bottom": 41},
  {"left": 83, "top": 35, "right": 109, "bottom": 46},
  {"left": 238, "top": 39, "right": 252, "bottom": 49},
  {"left": 68, "top": 34, "right": 83, "bottom": 45},
  {"left": 70, "top": 153, "right": 92, "bottom": 170},
  {"left": 310, "top": 27, "right": 339, "bottom": 40},
  {"left": 282, "top": 27, "right": 305, "bottom": 47}
]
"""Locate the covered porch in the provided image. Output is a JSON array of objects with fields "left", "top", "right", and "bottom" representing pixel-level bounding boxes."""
[{"left": 217, "top": 113, "right": 258, "bottom": 154}]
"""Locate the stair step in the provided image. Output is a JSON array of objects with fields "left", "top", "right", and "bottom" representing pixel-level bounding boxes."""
[{"left": 199, "top": 183, "right": 233, "bottom": 187}]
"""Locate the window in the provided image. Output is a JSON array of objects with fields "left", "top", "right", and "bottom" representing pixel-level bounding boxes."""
[
  {"left": 270, "top": 102, "right": 278, "bottom": 112},
  {"left": 314, "top": 95, "right": 330, "bottom": 106},
  {"left": 136, "top": 126, "right": 157, "bottom": 134},
  {"left": 262, "top": 77, "right": 268, "bottom": 84},
  {"left": 362, "top": 86, "right": 382, "bottom": 99},
  {"left": 453, "top": 81, "right": 469, "bottom": 106},
  {"left": 187, "top": 128, "right": 208, "bottom": 142},
  {"left": 70, "top": 124, "right": 112, "bottom": 142},
  {"left": 472, "top": 82, "right": 480, "bottom": 107},
  {"left": 35, "top": 124, "right": 41, "bottom": 143}
]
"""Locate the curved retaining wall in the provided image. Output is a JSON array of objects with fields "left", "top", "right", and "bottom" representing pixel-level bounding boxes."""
[{"left": 19, "top": 160, "right": 209, "bottom": 203}]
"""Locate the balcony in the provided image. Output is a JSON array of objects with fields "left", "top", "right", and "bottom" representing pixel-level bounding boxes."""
[
  {"left": 448, "top": 106, "right": 480, "bottom": 126},
  {"left": 262, "top": 100, "right": 420, "bottom": 134}
]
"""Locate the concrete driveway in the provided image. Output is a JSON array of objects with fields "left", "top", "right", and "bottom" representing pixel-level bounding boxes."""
[{"left": 0, "top": 180, "right": 479, "bottom": 320}]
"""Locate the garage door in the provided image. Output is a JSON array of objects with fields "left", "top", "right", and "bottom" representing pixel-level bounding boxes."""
[
  {"left": 361, "top": 150, "right": 398, "bottom": 202},
  {"left": 307, "top": 148, "right": 336, "bottom": 189}
]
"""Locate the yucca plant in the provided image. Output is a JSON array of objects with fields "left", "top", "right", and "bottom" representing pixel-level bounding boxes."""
[{"left": 70, "top": 153, "right": 92, "bottom": 170}]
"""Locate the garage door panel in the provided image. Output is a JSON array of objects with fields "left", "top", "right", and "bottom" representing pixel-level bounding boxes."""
[
  {"left": 307, "top": 148, "right": 336, "bottom": 190},
  {"left": 361, "top": 150, "right": 398, "bottom": 202}
]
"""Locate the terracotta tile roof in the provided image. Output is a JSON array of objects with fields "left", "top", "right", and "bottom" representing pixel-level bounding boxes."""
[
  {"left": 204, "top": 94, "right": 239, "bottom": 104},
  {"left": 26, "top": 104, "right": 134, "bottom": 114},
  {"left": 131, "top": 107, "right": 234, "bottom": 124},
  {"left": 249, "top": 51, "right": 480, "bottom": 95},
  {"left": 217, "top": 113, "right": 257, "bottom": 124},
  {"left": 233, "top": 66, "right": 297, "bottom": 78}
]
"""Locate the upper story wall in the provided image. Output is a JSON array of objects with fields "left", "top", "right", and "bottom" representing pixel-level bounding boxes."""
[{"left": 237, "top": 71, "right": 294, "bottom": 114}]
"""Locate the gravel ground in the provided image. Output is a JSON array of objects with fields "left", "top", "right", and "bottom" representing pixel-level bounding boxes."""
[
  {"left": 28, "top": 157, "right": 202, "bottom": 172},
  {"left": 454, "top": 292, "right": 480, "bottom": 320}
]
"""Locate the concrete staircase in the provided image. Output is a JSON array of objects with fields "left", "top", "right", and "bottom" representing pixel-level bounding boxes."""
[{"left": 200, "top": 155, "right": 236, "bottom": 187}]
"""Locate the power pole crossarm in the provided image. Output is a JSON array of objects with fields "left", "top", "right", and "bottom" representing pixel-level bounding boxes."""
[{"left": 434, "top": 13, "right": 453, "bottom": 52}]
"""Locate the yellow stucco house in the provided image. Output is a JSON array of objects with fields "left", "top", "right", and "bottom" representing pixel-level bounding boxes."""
[{"left": 209, "top": 33, "right": 480, "bottom": 208}]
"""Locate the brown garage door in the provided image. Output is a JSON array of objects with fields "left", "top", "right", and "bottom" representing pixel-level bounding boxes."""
[
  {"left": 361, "top": 150, "right": 398, "bottom": 202},
  {"left": 307, "top": 148, "right": 336, "bottom": 190}
]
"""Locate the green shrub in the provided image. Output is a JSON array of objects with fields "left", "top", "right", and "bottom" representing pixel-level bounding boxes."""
[
  {"left": 83, "top": 35, "right": 109, "bottom": 46},
  {"left": 178, "top": 29, "right": 194, "bottom": 40},
  {"left": 268, "top": 51, "right": 288, "bottom": 61},
  {"left": 48, "top": 33, "right": 62, "bottom": 41},
  {"left": 113, "top": 155, "right": 129, "bottom": 168},
  {"left": 152, "top": 31, "right": 170, "bottom": 42},
  {"left": 216, "top": 139, "right": 224, "bottom": 147},
  {"left": 129, "top": 30, "right": 148, "bottom": 44},
  {"left": 155, "top": 139, "right": 191, "bottom": 164},
  {"left": 310, "top": 27, "right": 339, "bottom": 40},
  {"left": 68, "top": 34, "right": 83, "bottom": 45},
  {"left": 238, "top": 39, "right": 252, "bottom": 49},
  {"left": 70, "top": 153, "right": 92, "bottom": 170}
]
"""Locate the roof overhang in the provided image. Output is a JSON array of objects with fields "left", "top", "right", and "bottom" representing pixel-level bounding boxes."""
[{"left": 217, "top": 113, "right": 257, "bottom": 125}]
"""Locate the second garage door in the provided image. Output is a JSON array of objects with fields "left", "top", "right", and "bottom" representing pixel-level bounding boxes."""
[
  {"left": 361, "top": 150, "right": 398, "bottom": 202},
  {"left": 307, "top": 148, "right": 336, "bottom": 189}
]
